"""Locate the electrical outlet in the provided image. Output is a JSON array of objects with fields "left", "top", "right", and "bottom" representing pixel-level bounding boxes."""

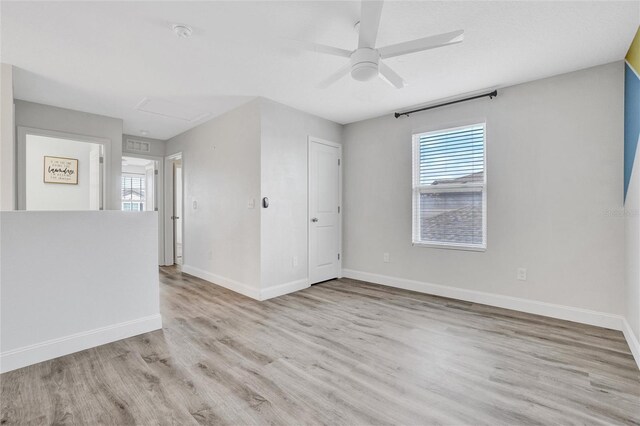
[
  {"left": 517, "top": 267, "right": 527, "bottom": 281},
  {"left": 192, "top": 200, "right": 198, "bottom": 210},
  {"left": 292, "top": 256, "right": 298, "bottom": 268},
  {"left": 383, "top": 253, "right": 390, "bottom": 263}
]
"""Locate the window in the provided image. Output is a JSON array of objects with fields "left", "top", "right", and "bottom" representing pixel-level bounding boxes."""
[
  {"left": 412, "top": 123, "right": 486, "bottom": 250},
  {"left": 122, "top": 202, "right": 143, "bottom": 211},
  {"left": 121, "top": 175, "right": 145, "bottom": 211}
]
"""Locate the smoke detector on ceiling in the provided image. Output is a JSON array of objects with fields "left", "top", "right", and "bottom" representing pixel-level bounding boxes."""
[{"left": 172, "top": 24, "right": 193, "bottom": 39}]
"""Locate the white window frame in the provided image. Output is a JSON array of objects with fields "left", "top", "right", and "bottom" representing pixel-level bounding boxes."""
[
  {"left": 121, "top": 173, "right": 146, "bottom": 212},
  {"left": 412, "top": 123, "right": 487, "bottom": 251},
  {"left": 122, "top": 201, "right": 144, "bottom": 211}
]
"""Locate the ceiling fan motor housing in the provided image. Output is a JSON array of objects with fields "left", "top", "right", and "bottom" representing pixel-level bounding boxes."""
[{"left": 350, "top": 48, "right": 380, "bottom": 81}]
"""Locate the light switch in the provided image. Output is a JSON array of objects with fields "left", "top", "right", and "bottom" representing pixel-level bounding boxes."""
[{"left": 248, "top": 198, "right": 255, "bottom": 209}]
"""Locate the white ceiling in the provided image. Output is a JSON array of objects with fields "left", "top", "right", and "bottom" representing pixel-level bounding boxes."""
[{"left": 2, "top": 1, "right": 638, "bottom": 140}]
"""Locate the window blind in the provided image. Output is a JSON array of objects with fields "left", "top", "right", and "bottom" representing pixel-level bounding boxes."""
[
  {"left": 418, "top": 125, "right": 484, "bottom": 185},
  {"left": 413, "top": 123, "right": 486, "bottom": 249}
]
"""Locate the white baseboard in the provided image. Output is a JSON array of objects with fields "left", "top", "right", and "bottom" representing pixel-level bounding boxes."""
[
  {"left": 0, "top": 314, "right": 162, "bottom": 374},
  {"left": 182, "top": 264, "right": 261, "bottom": 300},
  {"left": 260, "top": 279, "right": 309, "bottom": 301},
  {"left": 182, "top": 265, "right": 310, "bottom": 301},
  {"left": 343, "top": 269, "right": 624, "bottom": 330},
  {"left": 621, "top": 318, "right": 640, "bottom": 369},
  {"left": 342, "top": 269, "right": 640, "bottom": 370}
]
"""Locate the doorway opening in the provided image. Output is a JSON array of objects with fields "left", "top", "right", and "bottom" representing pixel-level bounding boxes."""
[
  {"left": 165, "top": 153, "right": 183, "bottom": 266},
  {"left": 121, "top": 155, "right": 164, "bottom": 265},
  {"left": 121, "top": 156, "right": 157, "bottom": 212},
  {"left": 19, "top": 130, "right": 105, "bottom": 211}
]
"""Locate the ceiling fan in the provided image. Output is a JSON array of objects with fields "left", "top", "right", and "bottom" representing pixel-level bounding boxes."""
[{"left": 292, "top": 1, "right": 464, "bottom": 89}]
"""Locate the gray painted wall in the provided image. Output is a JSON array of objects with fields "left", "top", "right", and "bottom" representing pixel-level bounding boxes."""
[
  {"left": 166, "top": 99, "right": 263, "bottom": 292},
  {"left": 0, "top": 211, "right": 161, "bottom": 372},
  {"left": 165, "top": 97, "right": 342, "bottom": 297},
  {"left": 342, "top": 62, "right": 625, "bottom": 316},
  {"left": 1, "top": 64, "right": 14, "bottom": 210},
  {"left": 260, "top": 98, "right": 342, "bottom": 290}
]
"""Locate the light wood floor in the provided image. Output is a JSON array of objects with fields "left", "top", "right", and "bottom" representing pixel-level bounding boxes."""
[{"left": 2, "top": 266, "right": 639, "bottom": 425}]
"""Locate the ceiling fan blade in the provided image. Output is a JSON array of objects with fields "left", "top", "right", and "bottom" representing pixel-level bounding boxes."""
[
  {"left": 378, "top": 30, "right": 464, "bottom": 59},
  {"left": 285, "top": 39, "right": 351, "bottom": 58},
  {"left": 358, "top": 1, "right": 384, "bottom": 48},
  {"left": 378, "top": 61, "right": 405, "bottom": 89},
  {"left": 317, "top": 63, "right": 351, "bottom": 89}
]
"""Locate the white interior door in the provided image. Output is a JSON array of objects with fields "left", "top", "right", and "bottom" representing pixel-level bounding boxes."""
[{"left": 309, "top": 138, "right": 341, "bottom": 284}]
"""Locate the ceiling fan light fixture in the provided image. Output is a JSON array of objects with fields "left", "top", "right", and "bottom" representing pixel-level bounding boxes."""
[
  {"left": 293, "top": 1, "right": 464, "bottom": 89},
  {"left": 350, "top": 48, "right": 380, "bottom": 81},
  {"left": 351, "top": 62, "right": 378, "bottom": 81}
]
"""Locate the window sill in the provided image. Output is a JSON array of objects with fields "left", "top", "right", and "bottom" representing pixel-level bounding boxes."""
[{"left": 412, "top": 242, "right": 486, "bottom": 252}]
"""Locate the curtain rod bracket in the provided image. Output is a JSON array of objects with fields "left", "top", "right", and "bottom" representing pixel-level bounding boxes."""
[{"left": 394, "top": 90, "right": 498, "bottom": 119}]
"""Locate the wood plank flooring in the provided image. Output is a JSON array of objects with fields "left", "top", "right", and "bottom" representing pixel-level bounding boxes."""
[{"left": 2, "top": 266, "right": 639, "bottom": 425}]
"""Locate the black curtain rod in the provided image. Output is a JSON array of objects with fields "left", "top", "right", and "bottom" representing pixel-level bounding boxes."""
[{"left": 394, "top": 90, "right": 498, "bottom": 118}]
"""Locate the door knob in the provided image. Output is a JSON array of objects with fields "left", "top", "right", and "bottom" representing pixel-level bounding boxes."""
[{"left": 311, "top": 217, "right": 319, "bottom": 222}]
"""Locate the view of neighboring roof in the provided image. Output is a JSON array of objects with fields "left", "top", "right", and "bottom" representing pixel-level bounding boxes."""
[
  {"left": 430, "top": 171, "right": 484, "bottom": 186},
  {"left": 122, "top": 188, "right": 144, "bottom": 201},
  {"left": 421, "top": 201, "right": 483, "bottom": 245},
  {"left": 420, "top": 171, "right": 484, "bottom": 245}
]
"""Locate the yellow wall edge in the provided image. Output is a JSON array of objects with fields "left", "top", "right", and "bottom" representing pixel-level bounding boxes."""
[{"left": 627, "top": 26, "right": 640, "bottom": 73}]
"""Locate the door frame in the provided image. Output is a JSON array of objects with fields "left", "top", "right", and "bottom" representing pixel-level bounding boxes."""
[
  {"left": 164, "top": 152, "right": 183, "bottom": 266},
  {"left": 307, "top": 136, "right": 342, "bottom": 284},
  {"left": 122, "top": 153, "right": 164, "bottom": 265},
  {"left": 17, "top": 126, "right": 109, "bottom": 210}
]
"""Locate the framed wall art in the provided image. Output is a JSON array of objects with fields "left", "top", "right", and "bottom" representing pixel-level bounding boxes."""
[{"left": 43, "top": 156, "right": 78, "bottom": 184}]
